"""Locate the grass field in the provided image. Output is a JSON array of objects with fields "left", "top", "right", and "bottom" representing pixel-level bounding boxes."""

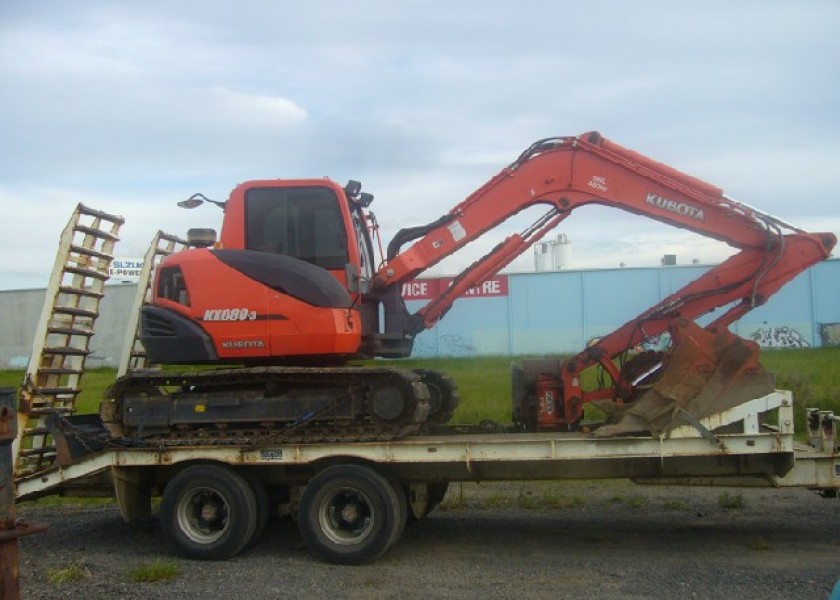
[{"left": 2, "top": 347, "right": 838, "bottom": 435}]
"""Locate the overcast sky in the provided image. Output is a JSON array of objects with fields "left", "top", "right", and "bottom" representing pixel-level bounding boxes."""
[{"left": 1, "top": 1, "right": 838, "bottom": 290}]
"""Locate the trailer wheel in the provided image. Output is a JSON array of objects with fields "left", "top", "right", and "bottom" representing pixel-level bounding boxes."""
[
  {"left": 160, "top": 464, "right": 257, "bottom": 560},
  {"left": 382, "top": 471, "right": 408, "bottom": 547},
  {"left": 242, "top": 471, "right": 270, "bottom": 547},
  {"left": 299, "top": 464, "right": 403, "bottom": 565}
]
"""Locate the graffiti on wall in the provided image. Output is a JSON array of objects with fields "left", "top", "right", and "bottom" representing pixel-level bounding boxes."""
[
  {"left": 749, "top": 325, "right": 810, "bottom": 349},
  {"left": 819, "top": 323, "right": 840, "bottom": 347},
  {"left": 440, "top": 334, "right": 475, "bottom": 356},
  {"left": 412, "top": 338, "right": 437, "bottom": 357}
]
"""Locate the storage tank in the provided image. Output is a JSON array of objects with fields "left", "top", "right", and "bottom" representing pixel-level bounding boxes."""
[
  {"left": 534, "top": 241, "right": 553, "bottom": 271},
  {"left": 553, "top": 234, "right": 571, "bottom": 269},
  {"left": 533, "top": 234, "right": 571, "bottom": 271}
]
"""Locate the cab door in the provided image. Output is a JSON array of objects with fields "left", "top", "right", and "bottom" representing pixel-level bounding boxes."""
[{"left": 242, "top": 183, "right": 359, "bottom": 356}]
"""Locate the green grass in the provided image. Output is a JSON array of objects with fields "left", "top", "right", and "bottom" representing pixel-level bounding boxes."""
[
  {"left": 761, "top": 348, "right": 840, "bottom": 435},
  {"left": 388, "top": 348, "right": 840, "bottom": 427},
  {"left": 718, "top": 491, "right": 745, "bottom": 509},
  {"left": 606, "top": 493, "right": 645, "bottom": 508},
  {"left": 379, "top": 355, "right": 516, "bottom": 424},
  {"left": 662, "top": 499, "right": 688, "bottom": 512},
  {"left": 2, "top": 347, "right": 839, "bottom": 432},
  {"left": 47, "top": 560, "right": 91, "bottom": 584},
  {"left": 127, "top": 558, "right": 181, "bottom": 583},
  {"left": 0, "top": 368, "right": 114, "bottom": 415},
  {"left": 439, "top": 482, "right": 470, "bottom": 511}
]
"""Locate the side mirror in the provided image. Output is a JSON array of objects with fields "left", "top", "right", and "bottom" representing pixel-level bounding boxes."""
[{"left": 178, "top": 193, "right": 227, "bottom": 211}]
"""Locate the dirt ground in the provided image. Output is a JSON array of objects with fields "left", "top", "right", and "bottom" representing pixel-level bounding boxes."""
[{"left": 15, "top": 480, "right": 840, "bottom": 600}]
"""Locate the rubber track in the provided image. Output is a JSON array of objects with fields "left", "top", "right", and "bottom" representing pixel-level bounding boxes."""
[{"left": 106, "top": 366, "right": 433, "bottom": 445}]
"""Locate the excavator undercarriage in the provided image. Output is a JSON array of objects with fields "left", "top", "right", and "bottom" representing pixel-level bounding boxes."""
[
  {"left": 100, "top": 367, "right": 436, "bottom": 444},
  {"left": 44, "top": 366, "right": 460, "bottom": 463}
]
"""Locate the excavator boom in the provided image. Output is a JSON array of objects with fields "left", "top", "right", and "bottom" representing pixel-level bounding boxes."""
[{"left": 371, "top": 132, "right": 836, "bottom": 428}]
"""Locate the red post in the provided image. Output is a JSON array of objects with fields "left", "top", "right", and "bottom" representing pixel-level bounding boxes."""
[{"left": 0, "top": 387, "right": 46, "bottom": 600}]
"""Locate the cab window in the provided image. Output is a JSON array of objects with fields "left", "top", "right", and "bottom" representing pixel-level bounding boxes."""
[{"left": 245, "top": 187, "right": 349, "bottom": 269}]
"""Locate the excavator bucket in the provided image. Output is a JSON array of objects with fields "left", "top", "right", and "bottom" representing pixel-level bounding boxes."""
[{"left": 593, "top": 319, "right": 775, "bottom": 438}]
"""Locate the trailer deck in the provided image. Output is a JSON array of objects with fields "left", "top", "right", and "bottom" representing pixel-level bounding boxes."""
[{"left": 15, "top": 391, "right": 840, "bottom": 508}]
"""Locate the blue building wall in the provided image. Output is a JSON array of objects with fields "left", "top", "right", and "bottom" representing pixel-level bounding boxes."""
[
  {"left": 1, "top": 258, "right": 836, "bottom": 369},
  {"left": 405, "top": 258, "right": 840, "bottom": 357}
]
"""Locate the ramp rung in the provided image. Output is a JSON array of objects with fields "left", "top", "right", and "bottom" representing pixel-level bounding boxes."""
[
  {"left": 64, "top": 265, "right": 109, "bottom": 280},
  {"left": 58, "top": 285, "right": 105, "bottom": 299},
  {"left": 69, "top": 244, "right": 113, "bottom": 261},
  {"left": 29, "top": 387, "right": 81, "bottom": 396},
  {"left": 48, "top": 326, "right": 94, "bottom": 337},
  {"left": 77, "top": 203, "right": 125, "bottom": 224},
  {"left": 25, "top": 426, "right": 52, "bottom": 436},
  {"left": 18, "top": 446, "right": 57, "bottom": 458},
  {"left": 159, "top": 232, "right": 189, "bottom": 245},
  {"left": 37, "top": 367, "right": 84, "bottom": 376},
  {"left": 25, "top": 406, "right": 74, "bottom": 416},
  {"left": 43, "top": 347, "right": 90, "bottom": 357},
  {"left": 53, "top": 306, "right": 98, "bottom": 318},
  {"left": 74, "top": 224, "right": 120, "bottom": 242}
]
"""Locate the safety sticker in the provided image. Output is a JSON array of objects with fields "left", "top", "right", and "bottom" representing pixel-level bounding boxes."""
[{"left": 448, "top": 220, "right": 467, "bottom": 242}]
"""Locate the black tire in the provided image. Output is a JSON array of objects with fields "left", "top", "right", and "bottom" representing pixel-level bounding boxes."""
[
  {"left": 160, "top": 464, "right": 258, "bottom": 560},
  {"left": 299, "top": 464, "right": 403, "bottom": 565},
  {"left": 381, "top": 470, "right": 408, "bottom": 548},
  {"left": 242, "top": 471, "right": 270, "bottom": 548}
]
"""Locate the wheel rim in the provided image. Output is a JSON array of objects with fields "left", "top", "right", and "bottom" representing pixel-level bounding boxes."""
[
  {"left": 176, "top": 486, "right": 230, "bottom": 545},
  {"left": 318, "top": 487, "right": 375, "bottom": 546}
]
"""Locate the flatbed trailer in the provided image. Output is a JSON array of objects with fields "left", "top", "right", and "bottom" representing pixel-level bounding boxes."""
[
  {"left": 8, "top": 205, "right": 839, "bottom": 567},
  {"left": 13, "top": 390, "right": 840, "bottom": 564}
]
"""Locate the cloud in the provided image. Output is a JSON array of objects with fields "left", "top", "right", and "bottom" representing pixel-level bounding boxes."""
[
  {"left": 0, "top": 1, "right": 838, "bottom": 290},
  {"left": 209, "top": 87, "right": 307, "bottom": 124}
]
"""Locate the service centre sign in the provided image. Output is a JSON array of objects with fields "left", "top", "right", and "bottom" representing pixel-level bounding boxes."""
[{"left": 401, "top": 275, "right": 509, "bottom": 301}]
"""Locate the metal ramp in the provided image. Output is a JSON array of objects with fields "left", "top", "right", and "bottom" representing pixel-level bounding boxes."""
[
  {"left": 117, "top": 230, "right": 188, "bottom": 377},
  {"left": 14, "top": 204, "right": 124, "bottom": 475}
]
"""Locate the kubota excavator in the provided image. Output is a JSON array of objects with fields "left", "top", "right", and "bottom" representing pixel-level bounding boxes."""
[{"left": 101, "top": 132, "right": 835, "bottom": 442}]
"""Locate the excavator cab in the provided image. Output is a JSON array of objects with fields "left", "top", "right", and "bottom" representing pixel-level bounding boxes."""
[{"left": 140, "top": 179, "right": 371, "bottom": 365}]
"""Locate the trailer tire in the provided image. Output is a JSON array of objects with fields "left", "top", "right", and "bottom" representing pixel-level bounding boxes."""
[
  {"left": 382, "top": 471, "right": 408, "bottom": 547},
  {"left": 299, "top": 464, "right": 403, "bottom": 565},
  {"left": 160, "top": 464, "right": 257, "bottom": 560},
  {"left": 242, "top": 471, "right": 270, "bottom": 547}
]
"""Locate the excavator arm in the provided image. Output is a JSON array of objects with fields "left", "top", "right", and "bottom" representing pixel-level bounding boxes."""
[{"left": 371, "top": 132, "right": 836, "bottom": 427}]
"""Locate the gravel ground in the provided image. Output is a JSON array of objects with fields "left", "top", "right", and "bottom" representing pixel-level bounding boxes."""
[{"left": 15, "top": 480, "right": 840, "bottom": 600}]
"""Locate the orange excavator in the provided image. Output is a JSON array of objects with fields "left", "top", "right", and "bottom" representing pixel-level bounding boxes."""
[{"left": 104, "top": 132, "right": 834, "bottom": 441}]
